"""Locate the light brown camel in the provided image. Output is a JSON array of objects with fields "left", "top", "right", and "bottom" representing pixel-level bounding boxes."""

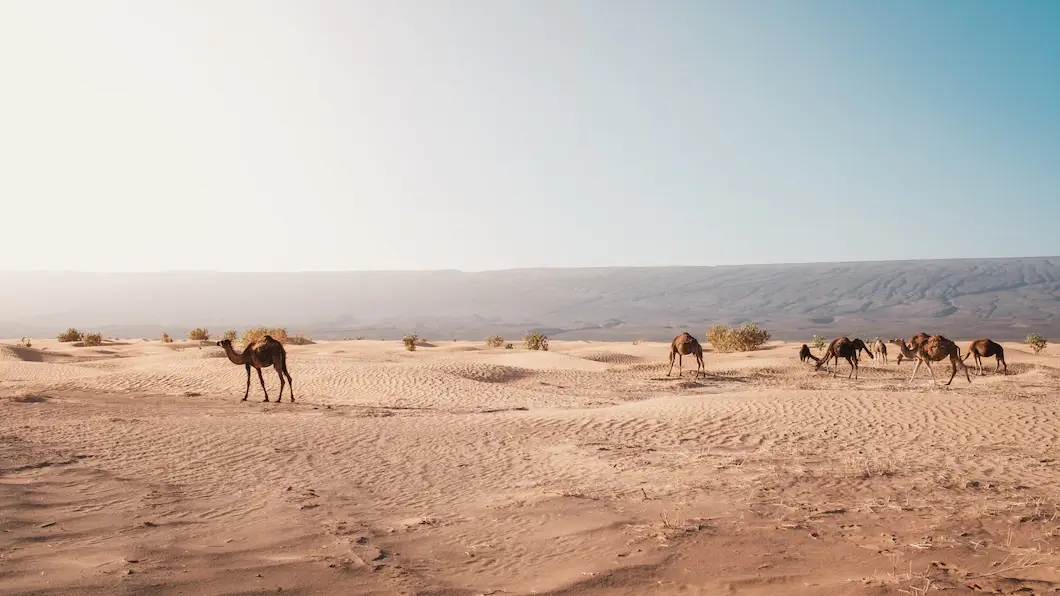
[
  {"left": 799, "top": 344, "right": 819, "bottom": 363},
  {"left": 907, "top": 334, "right": 971, "bottom": 386},
  {"left": 667, "top": 332, "right": 704, "bottom": 378},
  {"left": 815, "top": 337, "right": 873, "bottom": 379},
  {"left": 962, "top": 338, "right": 1007, "bottom": 375},
  {"left": 867, "top": 339, "right": 888, "bottom": 365},
  {"left": 217, "top": 336, "right": 294, "bottom": 402},
  {"left": 894, "top": 332, "right": 930, "bottom": 365}
]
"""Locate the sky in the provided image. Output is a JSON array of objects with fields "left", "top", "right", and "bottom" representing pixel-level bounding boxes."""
[{"left": 1, "top": 0, "right": 1058, "bottom": 272}]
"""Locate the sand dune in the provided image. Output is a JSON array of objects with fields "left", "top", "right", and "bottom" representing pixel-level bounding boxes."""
[{"left": 3, "top": 337, "right": 1060, "bottom": 595}]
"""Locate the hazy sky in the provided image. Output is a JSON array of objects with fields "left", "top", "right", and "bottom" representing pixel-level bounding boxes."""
[{"left": 1, "top": 1, "right": 1058, "bottom": 272}]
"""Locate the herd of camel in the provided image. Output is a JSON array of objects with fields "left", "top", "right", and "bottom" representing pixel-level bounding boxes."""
[
  {"left": 666, "top": 332, "right": 1008, "bottom": 386},
  {"left": 214, "top": 331, "right": 1008, "bottom": 404}
]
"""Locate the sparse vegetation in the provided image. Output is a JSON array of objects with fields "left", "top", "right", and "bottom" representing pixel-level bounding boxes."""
[
  {"left": 288, "top": 332, "right": 314, "bottom": 345},
  {"left": 485, "top": 335, "right": 505, "bottom": 348},
  {"left": 82, "top": 333, "right": 103, "bottom": 347},
  {"left": 707, "top": 322, "right": 772, "bottom": 353},
  {"left": 222, "top": 330, "right": 238, "bottom": 341},
  {"left": 57, "top": 328, "right": 83, "bottom": 343},
  {"left": 16, "top": 337, "right": 32, "bottom": 348},
  {"left": 403, "top": 334, "right": 419, "bottom": 351},
  {"left": 812, "top": 335, "right": 827, "bottom": 351},
  {"left": 243, "top": 326, "right": 289, "bottom": 345},
  {"left": 1026, "top": 333, "right": 1047, "bottom": 355},
  {"left": 188, "top": 328, "right": 210, "bottom": 341},
  {"left": 523, "top": 332, "right": 549, "bottom": 351},
  {"left": 161, "top": 332, "right": 173, "bottom": 343},
  {"left": 504, "top": 343, "right": 514, "bottom": 350}
]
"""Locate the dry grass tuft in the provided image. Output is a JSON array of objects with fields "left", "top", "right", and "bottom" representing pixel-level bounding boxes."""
[
  {"left": 82, "top": 333, "right": 103, "bottom": 347},
  {"left": 161, "top": 332, "right": 173, "bottom": 343},
  {"left": 287, "top": 332, "right": 314, "bottom": 345},
  {"left": 485, "top": 335, "right": 505, "bottom": 348},
  {"left": 188, "top": 328, "right": 210, "bottom": 341},
  {"left": 221, "top": 330, "right": 238, "bottom": 341},
  {"left": 523, "top": 332, "right": 549, "bottom": 351},
  {"left": 57, "top": 328, "right": 83, "bottom": 343},
  {"left": 243, "top": 326, "right": 289, "bottom": 345},
  {"left": 707, "top": 322, "right": 771, "bottom": 353},
  {"left": 403, "top": 334, "right": 418, "bottom": 352}
]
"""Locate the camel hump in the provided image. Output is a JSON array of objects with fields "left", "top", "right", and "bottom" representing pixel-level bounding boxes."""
[{"left": 262, "top": 334, "right": 274, "bottom": 342}]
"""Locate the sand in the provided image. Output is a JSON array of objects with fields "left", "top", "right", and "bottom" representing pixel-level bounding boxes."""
[{"left": 2, "top": 337, "right": 1060, "bottom": 595}]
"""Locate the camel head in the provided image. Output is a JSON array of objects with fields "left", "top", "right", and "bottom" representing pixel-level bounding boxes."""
[
  {"left": 216, "top": 339, "right": 233, "bottom": 348},
  {"left": 851, "top": 338, "right": 873, "bottom": 358}
]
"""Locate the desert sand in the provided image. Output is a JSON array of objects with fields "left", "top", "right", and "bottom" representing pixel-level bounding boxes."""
[{"left": 2, "top": 336, "right": 1060, "bottom": 595}]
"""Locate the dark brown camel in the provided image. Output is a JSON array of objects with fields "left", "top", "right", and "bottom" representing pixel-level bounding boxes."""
[
  {"left": 962, "top": 338, "right": 1007, "bottom": 375},
  {"left": 895, "top": 332, "right": 930, "bottom": 365},
  {"left": 667, "top": 332, "right": 704, "bottom": 378},
  {"left": 908, "top": 335, "right": 971, "bottom": 386},
  {"left": 217, "top": 336, "right": 294, "bottom": 402},
  {"left": 799, "top": 344, "right": 819, "bottom": 363},
  {"left": 815, "top": 337, "right": 873, "bottom": 379}
]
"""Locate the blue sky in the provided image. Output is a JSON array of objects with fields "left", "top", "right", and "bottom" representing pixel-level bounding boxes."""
[{"left": 1, "top": 0, "right": 1057, "bottom": 271}]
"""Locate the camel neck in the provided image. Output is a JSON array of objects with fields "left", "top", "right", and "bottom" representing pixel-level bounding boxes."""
[{"left": 222, "top": 345, "right": 245, "bottom": 365}]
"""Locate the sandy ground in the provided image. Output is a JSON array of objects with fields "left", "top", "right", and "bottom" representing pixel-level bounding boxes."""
[{"left": 2, "top": 336, "right": 1060, "bottom": 595}]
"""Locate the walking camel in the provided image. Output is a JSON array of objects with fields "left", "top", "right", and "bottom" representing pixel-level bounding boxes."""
[
  {"left": 905, "top": 335, "right": 971, "bottom": 386},
  {"left": 217, "top": 336, "right": 294, "bottom": 402},
  {"left": 894, "top": 332, "right": 930, "bottom": 365},
  {"left": 867, "top": 339, "right": 888, "bottom": 365},
  {"left": 962, "top": 338, "right": 1007, "bottom": 375},
  {"left": 667, "top": 332, "right": 705, "bottom": 378},
  {"left": 815, "top": 337, "right": 873, "bottom": 379},
  {"left": 799, "top": 344, "right": 820, "bottom": 363}
]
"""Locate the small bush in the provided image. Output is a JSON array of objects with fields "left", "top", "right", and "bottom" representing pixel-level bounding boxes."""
[
  {"left": 288, "top": 332, "right": 314, "bottom": 345},
  {"left": 504, "top": 343, "right": 514, "bottom": 350},
  {"left": 161, "top": 332, "right": 173, "bottom": 343},
  {"left": 16, "top": 337, "right": 32, "bottom": 348},
  {"left": 243, "top": 326, "right": 289, "bottom": 345},
  {"left": 812, "top": 335, "right": 826, "bottom": 351},
  {"left": 222, "top": 330, "right": 238, "bottom": 341},
  {"left": 707, "top": 322, "right": 771, "bottom": 353},
  {"left": 485, "top": 335, "right": 505, "bottom": 348},
  {"left": 1026, "top": 333, "right": 1048, "bottom": 355},
  {"left": 523, "top": 332, "right": 549, "bottom": 351},
  {"left": 57, "top": 328, "right": 83, "bottom": 343},
  {"left": 82, "top": 333, "right": 103, "bottom": 347},
  {"left": 188, "top": 328, "right": 210, "bottom": 341},
  {"left": 403, "top": 334, "right": 419, "bottom": 351}
]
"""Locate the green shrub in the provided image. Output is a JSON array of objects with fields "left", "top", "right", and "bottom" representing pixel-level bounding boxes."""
[
  {"left": 188, "top": 328, "right": 210, "bottom": 341},
  {"left": 523, "top": 332, "right": 549, "bottom": 351},
  {"left": 82, "top": 333, "right": 103, "bottom": 347},
  {"left": 57, "top": 328, "right": 83, "bottom": 342},
  {"left": 812, "top": 335, "right": 826, "bottom": 351},
  {"left": 707, "top": 322, "right": 771, "bottom": 353},
  {"left": 403, "top": 334, "right": 419, "bottom": 351},
  {"left": 1026, "top": 333, "right": 1047, "bottom": 355},
  {"left": 485, "top": 335, "right": 505, "bottom": 348}
]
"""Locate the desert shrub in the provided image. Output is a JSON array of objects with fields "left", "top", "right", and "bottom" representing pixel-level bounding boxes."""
[
  {"left": 1026, "top": 333, "right": 1048, "bottom": 355},
  {"left": 504, "top": 343, "right": 514, "bottom": 350},
  {"left": 523, "top": 332, "right": 549, "bottom": 351},
  {"left": 243, "top": 326, "right": 289, "bottom": 345},
  {"left": 812, "top": 335, "right": 826, "bottom": 351},
  {"left": 16, "top": 337, "right": 32, "bottom": 348},
  {"left": 188, "top": 328, "right": 210, "bottom": 341},
  {"left": 288, "top": 332, "right": 314, "bottom": 345},
  {"left": 485, "top": 335, "right": 505, "bottom": 348},
  {"left": 403, "top": 334, "right": 419, "bottom": 351},
  {"left": 57, "top": 328, "right": 83, "bottom": 342},
  {"left": 707, "top": 322, "right": 771, "bottom": 353},
  {"left": 222, "top": 330, "right": 238, "bottom": 341},
  {"left": 161, "top": 332, "right": 173, "bottom": 343},
  {"left": 82, "top": 333, "right": 103, "bottom": 347}
]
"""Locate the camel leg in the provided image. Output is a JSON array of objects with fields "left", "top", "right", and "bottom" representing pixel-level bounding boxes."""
[
  {"left": 996, "top": 356, "right": 1005, "bottom": 375},
  {"left": 945, "top": 359, "right": 958, "bottom": 386},
  {"left": 243, "top": 364, "right": 251, "bottom": 400},
  {"left": 847, "top": 356, "right": 855, "bottom": 379},
  {"left": 925, "top": 360, "right": 938, "bottom": 385},
  {"left": 283, "top": 361, "right": 294, "bottom": 402},
  {"left": 678, "top": 353, "right": 683, "bottom": 377},
  {"left": 275, "top": 363, "right": 286, "bottom": 402},
  {"left": 256, "top": 367, "right": 269, "bottom": 402},
  {"left": 667, "top": 350, "right": 675, "bottom": 376},
  {"left": 908, "top": 358, "right": 922, "bottom": 383}
]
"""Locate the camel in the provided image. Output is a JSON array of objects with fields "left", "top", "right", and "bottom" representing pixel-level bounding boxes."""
[
  {"left": 866, "top": 339, "right": 888, "bottom": 365},
  {"left": 217, "top": 336, "right": 294, "bottom": 402},
  {"left": 815, "top": 337, "right": 873, "bottom": 379},
  {"left": 667, "top": 332, "right": 704, "bottom": 378},
  {"left": 894, "top": 332, "right": 930, "bottom": 365},
  {"left": 962, "top": 338, "right": 1007, "bottom": 375},
  {"left": 799, "top": 344, "right": 819, "bottom": 363},
  {"left": 907, "top": 334, "right": 971, "bottom": 386}
]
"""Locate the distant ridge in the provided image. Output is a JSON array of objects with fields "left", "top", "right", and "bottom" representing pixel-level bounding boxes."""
[{"left": 1, "top": 257, "right": 1057, "bottom": 341}]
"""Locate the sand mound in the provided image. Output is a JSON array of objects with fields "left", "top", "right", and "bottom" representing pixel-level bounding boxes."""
[
  {"left": 438, "top": 363, "right": 535, "bottom": 384},
  {"left": 574, "top": 351, "right": 644, "bottom": 365}
]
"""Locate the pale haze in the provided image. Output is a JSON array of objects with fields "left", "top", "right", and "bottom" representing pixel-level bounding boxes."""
[{"left": 1, "top": 1, "right": 1058, "bottom": 272}]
